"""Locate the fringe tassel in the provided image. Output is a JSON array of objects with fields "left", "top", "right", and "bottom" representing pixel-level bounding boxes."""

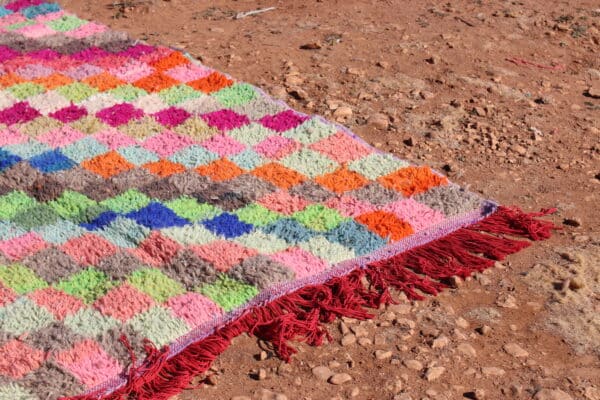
[{"left": 62, "top": 206, "right": 556, "bottom": 400}]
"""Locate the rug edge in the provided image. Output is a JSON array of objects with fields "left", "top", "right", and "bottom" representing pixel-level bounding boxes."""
[{"left": 61, "top": 205, "right": 557, "bottom": 400}]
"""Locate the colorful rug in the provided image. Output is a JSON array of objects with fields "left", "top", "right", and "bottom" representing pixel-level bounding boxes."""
[{"left": 0, "top": 1, "right": 555, "bottom": 399}]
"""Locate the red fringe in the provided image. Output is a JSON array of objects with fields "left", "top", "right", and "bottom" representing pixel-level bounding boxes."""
[{"left": 62, "top": 206, "right": 555, "bottom": 400}]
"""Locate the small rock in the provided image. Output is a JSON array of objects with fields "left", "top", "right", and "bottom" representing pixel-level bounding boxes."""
[
  {"left": 482, "top": 367, "right": 505, "bottom": 377},
  {"left": 231, "top": 396, "right": 252, "bottom": 400},
  {"left": 457, "top": 343, "right": 477, "bottom": 357},
  {"left": 339, "top": 321, "right": 350, "bottom": 335},
  {"left": 510, "top": 144, "right": 528, "bottom": 156},
  {"left": 496, "top": 294, "right": 518, "bottom": 308},
  {"left": 375, "top": 350, "right": 393, "bottom": 360},
  {"left": 426, "top": 55, "right": 441, "bottom": 64},
  {"left": 206, "top": 374, "right": 218, "bottom": 386},
  {"left": 285, "top": 74, "right": 304, "bottom": 86},
  {"left": 464, "top": 389, "right": 486, "bottom": 399},
  {"left": 299, "top": 42, "right": 321, "bottom": 50},
  {"left": 329, "top": 373, "right": 353, "bottom": 385},
  {"left": 404, "top": 359, "right": 423, "bottom": 371},
  {"left": 563, "top": 217, "right": 582, "bottom": 227},
  {"left": 376, "top": 61, "right": 390, "bottom": 69},
  {"left": 333, "top": 106, "right": 353, "bottom": 118},
  {"left": 503, "top": 343, "right": 529, "bottom": 358},
  {"left": 569, "top": 277, "right": 585, "bottom": 290},
  {"left": 257, "top": 368, "right": 267, "bottom": 380},
  {"left": 312, "top": 366, "right": 333, "bottom": 381},
  {"left": 258, "top": 389, "right": 288, "bottom": 400},
  {"left": 431, "top": 335, "right": 450, "bottom": 349},
  {"left": 257, "top": 350, "right": 268, "bottom": 361},
  {"left": 368, "top": 113, "right": 389, "bottom": 130},
  {"left": 346, "top": 67, "right": 364, "bottom": 76},
  {"left": 341, "top": 333, "right": 357, "bottom": 346},
  {"left": 349, "top": 387, "right": 360, "bottom": 397},
  {"left": 425, "top": 366, "right": 446, "bottom": 381},
  {"left": 476, "top": 325, "right": 492, "bottom": 335},
  {"left": 455, "top": 317, "right": 470, "bottom": 329},
  {"left": 533, "top": 389, "right": 573, "bottom": 400},
  {"left": 586, "top": 84, "right": 600, "bottom": 99},
  {"left": 473, "top": 106, "right": 486, "bottom": 117},
  {"left": 350, "top": 325, "right": 369, "bottom": 337},
  {"left": 358, "top": 337, "right": 372, "bottom": 347},
  {"left": 287, "top": 87, "right": 308, "bottom": 100},
  {"left": 420, "top": 91, "right": 435, "bottom": 100}
]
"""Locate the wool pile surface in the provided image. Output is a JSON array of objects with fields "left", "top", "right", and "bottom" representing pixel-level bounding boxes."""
[{"left": 0, "top": 1, "right": 555, "bottom": 399}]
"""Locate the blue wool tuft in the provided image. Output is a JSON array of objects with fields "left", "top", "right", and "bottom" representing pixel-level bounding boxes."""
[
  {"left": 202, "top": 213, "right": 253, "bottom": 238},
  {"left": 28, "top": 149, "right": 75, "bottom": 173},
  {"left": 261, "top": 218, "right": 315, "bottom": 244},
  {"left": 21, "top": 3, "right": 61, "bottom": 19},
  {"left": 80, "top": 211, "right": 119, "bottom": 231},
  {"left": 325, "top": 220, "right": 387, "bottom": 256},
  {"left": 126, "top": 202, "right": 190, "bottom": 229},
  {"left": 0, "top": 148, "right": 21, "bottom": 172}
]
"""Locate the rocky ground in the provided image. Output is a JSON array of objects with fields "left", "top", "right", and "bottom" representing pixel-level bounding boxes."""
[{"left": 61, "top": 1, "right": 600, "bottom": 399}]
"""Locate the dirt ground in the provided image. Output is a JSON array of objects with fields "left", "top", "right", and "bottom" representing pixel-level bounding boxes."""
[{"left": 59, "top": 1, "right": 599, "bottom": 399}]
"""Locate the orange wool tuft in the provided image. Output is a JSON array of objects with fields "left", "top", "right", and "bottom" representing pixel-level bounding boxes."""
[
  {"left": 378, "top": 166, "right": 448, "bottom": 196},
  {"left": 83, "top": 72, "right": 125, "bottom": 92},
  {"left": 187, "top": 71, "right": 233, "bottom": 94},
  {"left": 82, "top": 151, "right": 135, "bottom": 178},
  {"left": 355, "top": 210, "right": 414, "bottom": 242},
  {"left": 34, "top": 73, "right": 73, "bottom": 90},
  {"left": 251, "top": 163, "right": 306, "bottom": 190},
  {"left": 133, "top": 72, "right": 179, "bottom": 93},
  {"left": 314, "top": 166, "right": 368, "bottom": 194},
  {"left": 151, "top": 51, "right": 190, "bottom": 72},
  {"left": 0, "top": 73, "right": 24, "bottom": 88},
  {"left": 196, "top": 158, "right": 243, "bottom": 182},
  {"left": 142, "top": 159, "right": 186, "bottom": 177}
]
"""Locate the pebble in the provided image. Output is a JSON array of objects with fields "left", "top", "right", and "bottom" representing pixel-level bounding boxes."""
[
  {"left": 339, "top": 321, "right": 350, "bottom": 335},
  {"left": 425, "top": 366, "right": 446, "bottom": 381},
  {"left": 510, "top": 144, "right": 528, "bottom": 156},
  {"left": 375, "top": 350, "right": 393, "bottom": 360},
  {"left": 476, "top": 325, "right": 492, "bottom": 335},
  {"left": 358, "top": 337, "right": 372, "bottom": 347},
  {"left": 533, "top": 389, "right": 573, "bottom": 400},
  {"left": 586, "top": 84, "right": 600, "bottom": 98},
  {"left": 464, "top": 389, "right": 486, "bottom": 399},
  {"left": 368, "top": 113, "right": 390, "bottom": 129},
  {"left": 329, "top": 373, "right": 353, "bottom": 385},
  {"left": 404, "top": 359, "right": 424, "bottom": 371},
  {"left": 431, "top": 335, "right": 450, "bottom": 349},
  {"left": 231, "top": 396, "right": 252, "bottom": 400},
  {"left": 333, "top": 106, "right": 353, "bottom": 118},
  {"left": 258, "top": 389, "right": 288, "bottom": 400},
  {"left": 350, "top": 325, "right": 369, "bottom": 337},
  {"left": 569, "top": 277, "right": 585, "bottom": 290},
  {"left": 457, "top": 343, "right": 477, "bottom": 357},
  {"left": 503, "top": 343, "right": 529, "bottom": 358},
  {"left": 257, "top": 368, "right": 267, "bottom": 380},
  {"left": 482, "top": 367, "right": 506, "bottom": 377},
  {"left": 206, "top": 374, "right": 218, "bottom": 385},
  {"left": 455, "top": 317, "right": 470, "bottom": 329},
  {"left": 350, "top": 387, "right": 360, "bottom": 397},
  {"left": 341, "top": 334, "right": 357, "bottom": 346},
  {"left": 257, "top": 351, "right": 268, "bottom": 361},
  {"left": 312, "top": 366, "right": 333, "bottom": 381}
]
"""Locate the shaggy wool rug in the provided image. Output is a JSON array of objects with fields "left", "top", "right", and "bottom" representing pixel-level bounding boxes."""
[{"left": 0, "top": 1, "right": 555, "bottom": 399}]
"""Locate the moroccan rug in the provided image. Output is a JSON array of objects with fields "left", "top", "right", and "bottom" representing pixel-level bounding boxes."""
[{"left": 0, "top": 1, "right": 555, "bottom": 399}]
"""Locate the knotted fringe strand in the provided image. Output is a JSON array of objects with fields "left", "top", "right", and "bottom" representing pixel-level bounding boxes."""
[{"left": 63, "top": 206, "right": 556, "bottom": 400}]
